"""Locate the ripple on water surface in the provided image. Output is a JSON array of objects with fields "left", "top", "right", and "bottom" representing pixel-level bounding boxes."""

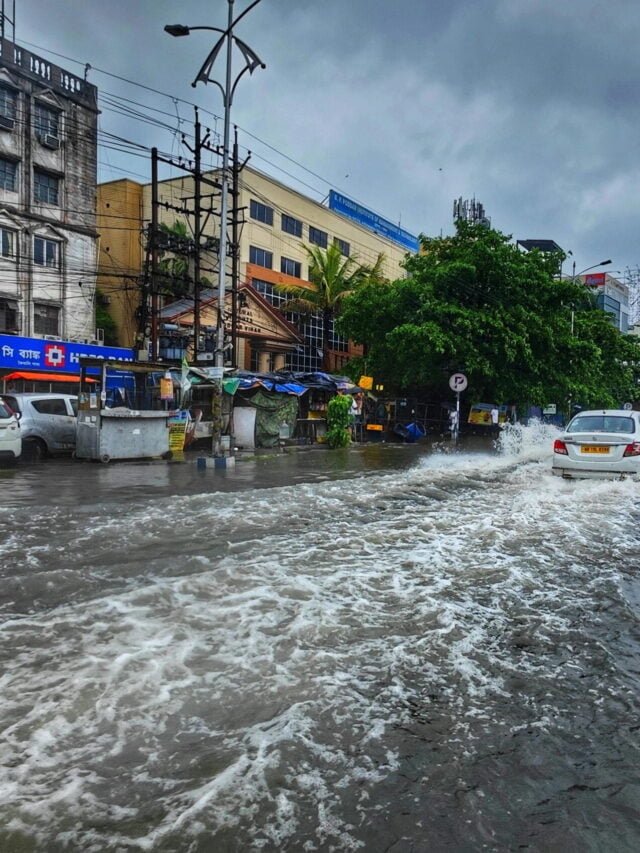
[{"left": 1, "top": 424, "right": 640, "bottom": 851}]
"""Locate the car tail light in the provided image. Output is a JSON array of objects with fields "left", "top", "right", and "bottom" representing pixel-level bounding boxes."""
[
  {"left": 554, "top": 439, "right": 568, "bottom": 455},
  {"left": 623, "top": 442, "right": 640, "bottom": 457}
]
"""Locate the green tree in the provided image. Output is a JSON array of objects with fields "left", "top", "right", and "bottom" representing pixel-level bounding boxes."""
[
  {"left": 276, "top": 242, "right": 385, "bottom": 372},
  {"left": 95, "top": 289, "right": 118, "bottom": 346},
  {"left": 338, "top": 221, "right": 640, "bottom": 411},
  {"left": 157, "top": 220, "right": 191, "bottom": 298}
]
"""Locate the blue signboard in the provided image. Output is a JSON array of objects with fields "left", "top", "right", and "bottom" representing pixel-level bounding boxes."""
[
  {"left": 328, "top": 190, "right": 419, "bottom": 253},
  {"left": 0, "top": 334, "right": 134, "bottom": 372}
]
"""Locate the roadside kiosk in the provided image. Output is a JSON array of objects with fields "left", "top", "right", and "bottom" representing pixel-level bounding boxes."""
[{"left": 75, "top": 358, "right": 175, "bottom": 462}]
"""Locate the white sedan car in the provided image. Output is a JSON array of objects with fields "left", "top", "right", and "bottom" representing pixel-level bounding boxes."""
[{"left": 552, "top": 409, "right": 640, "bottom": 480}]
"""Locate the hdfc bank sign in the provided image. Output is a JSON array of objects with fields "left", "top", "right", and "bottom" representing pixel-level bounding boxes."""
[
  {"left": 44, "top": 343, "right": 66, "bottom": 368},
  {"left": 0, "top": 334, "right": 134, "bottom": 372}
]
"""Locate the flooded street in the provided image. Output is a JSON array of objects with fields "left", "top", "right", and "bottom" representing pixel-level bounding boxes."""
[{"left": 1, "top": 425, "right": 639, "bottom": 852}]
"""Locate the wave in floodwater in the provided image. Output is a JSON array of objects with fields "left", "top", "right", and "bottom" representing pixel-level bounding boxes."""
[{"left": 1, "top": 422, "right": 640, "bottom": 852}]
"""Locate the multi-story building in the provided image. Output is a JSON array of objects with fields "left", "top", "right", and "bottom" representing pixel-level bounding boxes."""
[
  {"left": 580, "top": 272, "right": 630, "bottom": 333},
  {"left": 97, "top": 166, "right": 417, "bottom": 371},
  {"left": 0, "top": 37, "right": 99, "bottom": 342}
]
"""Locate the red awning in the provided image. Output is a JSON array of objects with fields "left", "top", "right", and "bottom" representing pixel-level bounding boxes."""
[{"left": 2, "top": 370, "right": 95, "bottom": 383}]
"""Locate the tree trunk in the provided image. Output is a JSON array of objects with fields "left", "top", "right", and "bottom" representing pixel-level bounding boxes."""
[{"left": 322, "top": 307, "right": 332, "bottom": 373}]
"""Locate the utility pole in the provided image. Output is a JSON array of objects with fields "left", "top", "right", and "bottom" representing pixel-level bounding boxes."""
[
  {"left": 150, "top": 147, "right": 159, "bottom": 361},
  {"left": 193, "top": 108, "right": 202, "bottom": 363},
  {"left": 230, "top": 125, "right": 251, "bottom": 368},
  {"left": 231, "top": 126, "right": 239, "bottom": 368},
  {"left": 141, "top": 116, "right": 218, "bottom": 365}
]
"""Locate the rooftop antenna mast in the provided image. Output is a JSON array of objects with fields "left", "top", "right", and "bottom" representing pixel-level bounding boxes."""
[{"left": 0, "top": 0, "right": 15, "bottom": 41}]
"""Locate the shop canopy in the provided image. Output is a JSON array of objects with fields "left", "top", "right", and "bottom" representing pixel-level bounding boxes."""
[{"left": 2, "top": 370, "right": 96, "bottom": 383}]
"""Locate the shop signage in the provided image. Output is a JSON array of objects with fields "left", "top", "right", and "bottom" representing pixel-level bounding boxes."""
[
  {"left": 328, "top": 190, "right": 419, "bottom": 253},
  {"left": 0, "top": 334, "right": 134, "bottom": 372},
  {"left": 358, "top": 375, "right": 373, "bottom": 390},
  {"left": 543, "top": 404, "right": 557, "bottom": 415}
]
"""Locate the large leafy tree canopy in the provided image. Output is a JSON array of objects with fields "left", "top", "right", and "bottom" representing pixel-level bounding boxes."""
[{"left": 338, "top": 222, "right": 640, "bottom": 409}]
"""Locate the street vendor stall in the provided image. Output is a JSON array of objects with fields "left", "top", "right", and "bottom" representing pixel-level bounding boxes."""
[{"left": 75, "top": 358, "right": 176, "bottom": 462}]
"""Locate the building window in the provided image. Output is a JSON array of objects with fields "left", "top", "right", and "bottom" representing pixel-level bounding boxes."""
[
  {"left": 0, "top": 298, "right": 18, "bottom": 332},
  {"left": 249, "top": 245, "right": 273, "bottom": 269},
  {"left": 34, "top": 103, "right": 60, "bottom": 140},
  {"left": 309, "top": 226, "right": 328, "bottom": 248},
  {"left": 33, "top": 303, "right": 60, "bottom": 336},
  {"left": 0, "top": 87, "right": 16, "bottom": 126},
  {"left": 334, "top": 237, "right": 350, "bottom": 256},
  {"left": 0, "top": 158, "right": 17, "bottom": 191},
  {"left": 281, "top": 256, "right": 301, "bottom": 278},
  {"left": 250, "top": 199, "right": 274, "bottom": 226},
  {"left": 34, "top": 236, "right": 60, "bottom": 268},
  {"left": 0, "top": 227, "right": 15, "bottom": 257},
  {"left": 253, "top": 279, "right": 324, "bottom": 373},
  {"left": 34, "top": 170, "right": 59, "bottom": 204},
  {"left": 281, "top": 213, "right": 302, "bottom": 237}
]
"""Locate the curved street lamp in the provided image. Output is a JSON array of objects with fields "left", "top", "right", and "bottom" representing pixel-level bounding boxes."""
[
  {"left": 572, "top": 258, "right": 612, "bottom": 280},
  {"left": 570, "top": 259, "right": 612, "bottom": 335},
  {"left": 165, "top": 1, "right": 265, "bottom": 380}
]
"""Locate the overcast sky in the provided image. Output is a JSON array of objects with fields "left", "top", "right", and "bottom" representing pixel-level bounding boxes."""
[{"left": 18, "top": 0, "right": 640, "bottom": 281}]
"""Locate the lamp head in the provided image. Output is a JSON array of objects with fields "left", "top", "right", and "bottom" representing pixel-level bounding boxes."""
[
  {"left": 601, "top": 259, "right": 612, "bottom": 265},
  {"left": 165, "top": 24, "right": 190, "bottom": 37}
]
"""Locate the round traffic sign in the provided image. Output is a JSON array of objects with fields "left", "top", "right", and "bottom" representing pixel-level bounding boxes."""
[
  {"left": 449, "top": 372, "right": 468, "bottom": 392},
  {"left": 623, "top": 402, "right": 633, "bottom": 410}
]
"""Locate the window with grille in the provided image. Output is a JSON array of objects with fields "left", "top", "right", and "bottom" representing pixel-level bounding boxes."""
[
  {"left": 0, "top": 227, "right": 15, "bottom": 257},
  {"left": 280, "top": 256, "right": 301, "bottom": 278},
  {"left": 0, "top": 87, "right": 16, "bottom": 123},
  {"left": 250, "top": 199, "right": 274, "bottom": 225},
  {"left": 33, "top": 303, "right": 60, "bottom": 336},
  {"left": 281, "top": 213, "right": 302, "bottom": 237},
  {"left": 34, "top": 236, "right": 59, "bottom": 267},
  {"left": 334, "top": 237, "right": 350, "bottom": 256},
  {"left": 34, "top": 103, "right": 60, "bottom": 138},
  {"left": 249, "top": 245, "right": 273, "bottom": 269},
  {"left": 34, "top": 170, "right": 59, "bottom": 205},
  {"left": 0, "top": 158, "right": 17, "bottom": 191},
  {"left": 309, "top": 226, "right": 328, "bottom": 248}
]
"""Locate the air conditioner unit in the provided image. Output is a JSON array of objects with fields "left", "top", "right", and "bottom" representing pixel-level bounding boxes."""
[
  {"left": 41, "top": 133, "right": 60, "bottom": 150},
  {"left": 43, "top": 334, "right": 62, "bottom": 341},
  {"left": 95, "top": 327, "right": 105, "bottom": 344},
  {"left": 0, "top": 115, "right": 15, "bottom": 131},
  {"left": 198, "top": 352, "right": 214, "bottom": 361}
]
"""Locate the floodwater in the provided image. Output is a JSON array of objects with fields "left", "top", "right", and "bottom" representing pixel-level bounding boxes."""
[{"left": 1, "top": 425, "right": 639, "bottom": 852}]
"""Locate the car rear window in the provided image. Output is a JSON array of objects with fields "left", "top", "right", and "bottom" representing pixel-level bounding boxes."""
[
  {"left": 31, "top": 399, "right": 68, "bottom": 416},
  {"left": 0, "top": 400, "right": 14, "bottom": 419},
  {"left": 1, "top": 396, "right": 20, "bottom": 414},
  {"left": 567, "top": 415, "right": 635, "bottom": 434}
]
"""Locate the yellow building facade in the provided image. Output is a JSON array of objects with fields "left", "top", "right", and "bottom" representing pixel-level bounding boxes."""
[{"left": 97, "top": 166, "right": 414, "bottom": 369}]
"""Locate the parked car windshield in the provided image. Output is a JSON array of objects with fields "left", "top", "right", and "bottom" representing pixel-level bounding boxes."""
[
  {"left": 567, "top": 415, "right": 635, "bottom": 434},
  {"left": 0, "top": 399, "right": 14, "bottom": 419}
]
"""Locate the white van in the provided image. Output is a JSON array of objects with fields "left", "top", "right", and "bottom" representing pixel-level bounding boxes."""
[{"left": 0, "top": 397, "right": 21, "bottom": 461}]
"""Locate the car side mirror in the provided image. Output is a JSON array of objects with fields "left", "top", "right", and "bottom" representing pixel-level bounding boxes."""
[{"left": 15, "top": 412, "right": 21, "bottom": 421}]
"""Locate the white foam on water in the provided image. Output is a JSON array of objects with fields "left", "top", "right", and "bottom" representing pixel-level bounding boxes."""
[{"left": 1, "top": 421, "right": 639, "bottom": 849}]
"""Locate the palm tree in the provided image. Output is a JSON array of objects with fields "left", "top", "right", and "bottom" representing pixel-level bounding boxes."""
[{"left": 276, "top": 242, "right": 385, "bottom": 372}]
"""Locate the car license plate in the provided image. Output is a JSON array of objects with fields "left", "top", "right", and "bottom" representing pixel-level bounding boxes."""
[{"left": 581, "top": 445, "right": 609, "bottom": 454}]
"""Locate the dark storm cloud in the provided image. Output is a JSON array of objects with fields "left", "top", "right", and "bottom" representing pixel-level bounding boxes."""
[{"left": 18, "top": 0, "right": 640, "bottom": 279}]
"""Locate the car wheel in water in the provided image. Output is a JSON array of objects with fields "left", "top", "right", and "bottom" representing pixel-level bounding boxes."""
[{"left": 24, "top": 438, "right": 47, "bottom": 462}]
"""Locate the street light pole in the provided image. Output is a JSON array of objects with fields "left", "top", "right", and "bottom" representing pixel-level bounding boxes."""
[
  {"left": 216, "top": 0, "right": 234, "bottom": 377},
  {"left": 166, "top": 2, "right": 265, "bottom": 455}
]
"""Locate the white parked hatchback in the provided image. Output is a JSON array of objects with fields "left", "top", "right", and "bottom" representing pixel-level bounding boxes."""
[
  {"left": 0, "top": 397, "right": 21, "bottom": 462},
  {"left": 552, "top": 409, "right": 640, "bottom": 480}
]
